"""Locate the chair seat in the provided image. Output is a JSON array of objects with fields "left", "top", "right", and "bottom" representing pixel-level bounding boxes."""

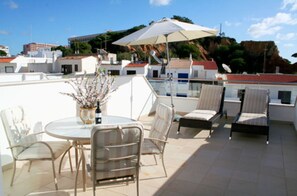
[
  {"left": 141, "top": 138, "right": 161, "bottom": 154},
  {"left": 183, "top": 110, "right": 217, "bottom": 121},
  {"left": 17, "top": 141, "right": 71, "bottom": 160},
  {"left": 237, "top": 113, "right": 268, "bottom": 126}
]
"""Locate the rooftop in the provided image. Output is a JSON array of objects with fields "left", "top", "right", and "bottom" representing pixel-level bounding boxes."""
[
  {"left": 193, "top": 60, "right": 218, "bottom": 70},
  {"left": 226, "top": 74, "right": 297, "bottom": 83},
  {"left": 1, "top": 74, "right": 297, "bottom": 195},
  {"left": 126, "top": 63, "right": 148, "bottom": 67},
  {"left": 0, "top": 57, "right": 15, "bottom": 63},
  {"left": 3, "top": 117, "right": 297, "bottom": 195}
]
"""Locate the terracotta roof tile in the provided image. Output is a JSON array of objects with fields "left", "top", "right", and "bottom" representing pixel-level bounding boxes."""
[
  {"left": 58, "top": 56, "right": 92, "bottom": 60},
  {"left": 126, "top": 63, "right": 148, "bottom": 67},
  {"left": 193, "top": 61, "right": 218, "bottom": 70},
  {"left": 0, "top": 57, "right": 15, "bottom": 63},
  {"left": 226, "top": 74, "right": 297, "bottom": 83}
]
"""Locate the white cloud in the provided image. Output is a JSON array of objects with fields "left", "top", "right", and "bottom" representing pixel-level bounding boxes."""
[
  {"left": 248, "top": 13, "right": 297, "bottom": 38},
  {"left": 283, "top": 43, "right": 295, "bottom": 48},
  {"left": 149, "top": 0, "right": 171, "bottom": 6},
  {"left": 0, "top": 30, "right": 9, "bottom": 35},
  {"left": 282, "top": 0, "right": 297, "bottom": 11},
  {"left": 6, "top": 0, "right": 18, "bottom": 9},
  {"left": 224, "top": 21, "right": 241, "bottom": 27},
  {"left": 276, "top": 32, "right": 296, "bottom": 40}
]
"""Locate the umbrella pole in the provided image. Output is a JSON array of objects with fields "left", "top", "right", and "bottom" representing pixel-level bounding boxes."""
[{"left": 165, "top": 35, "right": 170, "bottom": 64}]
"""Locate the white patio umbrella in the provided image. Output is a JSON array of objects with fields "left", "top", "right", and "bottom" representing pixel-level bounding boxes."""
[
  {"left": 113, "top": 18, "right": 218, "bottom": 121},
  {"left": 113, "top": 18, "right": 218, "bottom": 63}
]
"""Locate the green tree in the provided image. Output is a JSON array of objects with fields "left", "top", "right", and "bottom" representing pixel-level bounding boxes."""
[
  {"left": 71, "top": 42, "right": 92, "bottom": 55},
  {"left": 172, "top": 15, "right": 193, "bottom": 24},
  {"left": 51, "top": 45, "right": 73, "bottom": 57},
  {"left": 175, "top": 43, "right": 200, "bottom": 59},
  {"left": 230, "top": 58, "right": 246, "bottom": 73},
  {"left": 292, "top": 53, "right": 297, "bottom": 58},
  {"left": 117, "top": 52, "right": 131, "bottom": 61},
  {"left": 0, "top": 50, "right": 7, "bottom": 56}
]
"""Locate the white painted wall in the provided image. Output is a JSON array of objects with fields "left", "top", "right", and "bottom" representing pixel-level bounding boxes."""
[
  {"left": 28, "top": 63, "right": 52, "bottom": 73},
  {"left": 106, "top": 75, "right": 157, "bottom": 119},
  {"left": 166, "top": 68, "right": 190, "bottom": 79},
  {"left": 81, "top": 56, "right": 98, "bottom": 73},
  {"left": 0, "top": 63, "right": 16, "bottom": 73}
]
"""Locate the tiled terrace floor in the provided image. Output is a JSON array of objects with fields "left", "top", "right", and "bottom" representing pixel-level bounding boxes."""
[{"left": 3, "top": 117, "right": 297, "bottom": 196}]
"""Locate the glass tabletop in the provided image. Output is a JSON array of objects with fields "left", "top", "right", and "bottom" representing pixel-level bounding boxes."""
[{"left": 45, "top": 116, "right": 136, "bottom": 140}]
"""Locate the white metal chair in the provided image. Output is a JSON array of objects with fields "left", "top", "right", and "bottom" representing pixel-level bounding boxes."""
[
  {"left": 141, "top": 103, "right": 174, "bottom": 177},
  {"left": 74, "top": 123, "right": 143, "bottom": 196},
  {"left": 1, "top": 106, "right": 72, "bottom": 190}
]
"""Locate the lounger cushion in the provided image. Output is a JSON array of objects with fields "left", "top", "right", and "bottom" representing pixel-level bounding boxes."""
[
  {"left": 237, "top": 113, "right": 268, "bottom": 126},
  {"left": 197, "top": 85, "right": 224, "bottom": 113},
  {"left": 183, "top": 110, "right": 217, "bottom": 121}
]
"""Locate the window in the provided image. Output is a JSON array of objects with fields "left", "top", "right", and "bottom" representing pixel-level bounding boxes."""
[
  {"left": 153, "top": 70, "right": 158, "bottom": 78},
  {"left": 278, "top": 91, "right": 291, "bottom": 104},
  {"left": 193, "top": 70, "right": 198, "bottom": 78},
  {"left": 75, "top": 64, "right": 78, "bottom": 71},
  {"left": 127, "top": 70, "right": 136, "bottom": 75},
  {"left": 5, "top": 66, "right": 14, "bottom": 73},
  {"left": 109, "top": 70, "right": 120, "bottom": 75}
]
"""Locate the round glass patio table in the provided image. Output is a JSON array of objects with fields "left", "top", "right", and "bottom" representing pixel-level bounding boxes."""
[
  {"left": 45, "top": 115, "right": 137, "bottom": 192},
  {"left": 45, "top": 116, "right": 136, "bottom": 140}
]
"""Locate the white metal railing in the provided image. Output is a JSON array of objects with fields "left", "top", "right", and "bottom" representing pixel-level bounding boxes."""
[{"left": 149, "top": 78, "right": 297, "bottom": 104}]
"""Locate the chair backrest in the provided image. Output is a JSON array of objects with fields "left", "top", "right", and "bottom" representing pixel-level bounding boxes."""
[
  {"left": 90, "top": 123, "right": 143, "bottom": 182},
  {"left": 149, "top": 103, "right": 174, "bottom": 152},
  {"left": 1, "top": 106, "right": 34, "bottom": 157},
  {"left": 241, "top": 88, "right": 270, "bottom": 114},
  {"left": 197, "top": 84, "right": 225, "bottom": 113}
]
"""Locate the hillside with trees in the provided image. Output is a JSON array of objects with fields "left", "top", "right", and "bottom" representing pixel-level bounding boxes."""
[{"left": 52, "top": 16, "right": 297, "bottom": 74}]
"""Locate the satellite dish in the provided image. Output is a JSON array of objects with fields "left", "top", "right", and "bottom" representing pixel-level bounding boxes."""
[
  {"left": 222, "top": 63, "right": 232, "bottom": 73},
  {"left": 150, "top": 50, "right": 162, "bottom": 64}
]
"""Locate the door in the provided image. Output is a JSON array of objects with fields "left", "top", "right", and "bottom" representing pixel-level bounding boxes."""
[{"left": 61, "top": 65, "right": 73, "bottom": 75}]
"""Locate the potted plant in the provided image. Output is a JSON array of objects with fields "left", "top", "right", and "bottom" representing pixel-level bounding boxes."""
[{"left": 61, "top": 70, "right": 115, "bottom": 124}]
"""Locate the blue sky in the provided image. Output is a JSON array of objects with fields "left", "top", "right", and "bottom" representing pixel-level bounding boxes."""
[{"left": 1, "top": 0, "right": 297, "bottom": 63}]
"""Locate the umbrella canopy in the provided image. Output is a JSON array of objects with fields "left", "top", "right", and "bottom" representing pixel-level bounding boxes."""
[{"left": 113, "top": 18, "right": 218, "bottom": 63}]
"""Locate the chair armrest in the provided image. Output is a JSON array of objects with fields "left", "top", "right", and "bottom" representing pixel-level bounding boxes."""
[
  {"left": 30, "top": 131, "right": 45, "bottom": 136},
  {"left": 9, "top": 141, "right": 55, "bottom": 155}
]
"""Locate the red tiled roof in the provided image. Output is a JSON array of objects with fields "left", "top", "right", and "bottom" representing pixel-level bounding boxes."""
[
  {"left": 126, "top": 63, "right": 147, "bottom": 67},
  {"left": 58, "top": 56, "right": 93, "bottom": 60},
  {"left": 226, "top": 74, "right": 297, "bottom": 83},
  {"left": 0, "top": 57, "right": 15, "bottom": 63},
  {"left": 192, "top": 61, "right": 218, "bottom": 70}
]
